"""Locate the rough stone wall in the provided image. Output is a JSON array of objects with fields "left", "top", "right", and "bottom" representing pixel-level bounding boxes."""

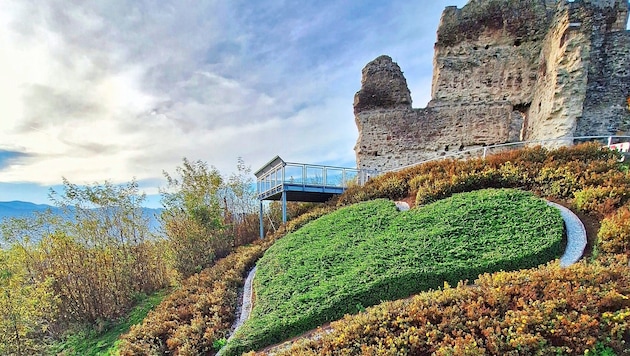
[
  {"left": 355, "top": 0, "right": 630, "bottom": 172},
  {"left": 579, "top": 2, "right": 630, "bottom": 136},
  {"left": 431, "top": 0, "right": 551, "bottom": 106},
  {"left": 525, "top": 1, "right": 590, "bottom": 144}
]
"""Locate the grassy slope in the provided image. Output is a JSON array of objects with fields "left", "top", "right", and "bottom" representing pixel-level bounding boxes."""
[{"left": 224, "top": 189, "right": 564, "bottom": 354}]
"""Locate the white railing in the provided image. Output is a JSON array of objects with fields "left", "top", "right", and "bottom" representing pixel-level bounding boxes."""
[{"left": 388, "top": 135, "right": 630, "bottom": 173}]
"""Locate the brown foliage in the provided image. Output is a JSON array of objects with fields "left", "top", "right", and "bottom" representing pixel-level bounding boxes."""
[
  {"left": 117, "top": 237, "right": 280, "bottom": 355},
  {"left": 598, "top": 204, "right": 630, "bottom": 255},
  {"left": 36, "top": 233, "right": 169, "bottom": 324}
]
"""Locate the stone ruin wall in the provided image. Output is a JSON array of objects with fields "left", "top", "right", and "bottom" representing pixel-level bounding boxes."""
[
  {"left": 354, "top": 0, "right": 630, "bottom": 172},
  {"left": 580, "top": 3, "right": 630, "bottom": 136}
]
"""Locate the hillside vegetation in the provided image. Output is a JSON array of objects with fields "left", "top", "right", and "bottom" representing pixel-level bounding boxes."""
[
  {"left": 0, "top": 158, "right": 267, "bottom": 355},
  {"left": 120, "top": 143, "right": 630, "bottom": 355},
  {"left": 224, "top": 189, "right": 564, "bottom": 354},
  {"left": 246, "top": 143, "right": 630, "bottom": 355},
  {"left": 252, "top": 256, "right": 629, "bottom": 355}
]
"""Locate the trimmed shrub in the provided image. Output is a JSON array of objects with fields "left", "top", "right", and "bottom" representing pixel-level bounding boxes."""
[
  {"left": 575, "top": 186, "right": 629, "bottom": 216},
  {"left": 224, "top": 189, "right": 564, "bottom": 355},
  {"left": 253, "top": 255, "right": 630, "bottom": 356}
]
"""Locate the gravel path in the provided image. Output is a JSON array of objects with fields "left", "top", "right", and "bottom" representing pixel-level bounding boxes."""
[
  {"left": 217, "top": 266, "right": 257, "bottom": 356},
  {"left": 234, "top": 266, "right": 256, "bottom": 333},
  {"left": 546, "top": 201, "right": 587, "bottom": 267}
]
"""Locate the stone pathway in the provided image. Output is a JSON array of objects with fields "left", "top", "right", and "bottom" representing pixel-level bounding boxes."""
[
  {"left": 217, "top": 266, "right": 257, "bottom": 356},
  {"left": 546, "top": 201, "right": 587, "bottom": 267}
]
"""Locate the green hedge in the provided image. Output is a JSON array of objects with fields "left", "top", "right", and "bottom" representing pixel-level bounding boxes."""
[{"left": 222, "top": 189, "right": 564, "bottom": 354}]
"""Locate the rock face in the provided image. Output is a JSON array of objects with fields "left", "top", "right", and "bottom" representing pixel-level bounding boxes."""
[{"left": 355, "top": 0, "right": 630, "bottom": 172}]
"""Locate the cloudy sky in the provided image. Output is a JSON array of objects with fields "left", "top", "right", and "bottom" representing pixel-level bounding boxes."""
[{"left": 0, "top": 0, "right": 467, "bottom": 207}]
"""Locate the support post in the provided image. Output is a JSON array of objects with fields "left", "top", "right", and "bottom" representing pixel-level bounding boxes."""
[
  {"left": 259, "top": 200, "right": 264, "bottom": 238},
  {"left": 282, "top": 190, "right": 287, "bottom": 224},
  {"left": 608, "top": 136, "right": 613, "bottom": 147}
]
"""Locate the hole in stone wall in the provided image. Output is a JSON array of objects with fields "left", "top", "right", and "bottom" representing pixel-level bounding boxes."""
[
  {"left": 473, "top": 46, "right": 478, "bottom": 50},
  {"left": 513, "top": 103, "right": 530, "bottom": 114},
  {"left": 538, "top": 58, "right": 547, "bottom": 77},
  {"left": 560, "top": 31, "right": 568, "bottom": 48},
  {"left": 444, "top": 145, "right": 449, "bottom": 152},
  {"left": 511, "top": 103, "right": 531, "bottom": 142},
  {"left": 484, "top": 44, "right": 490, "bottom": 49},
  {"left": 514, "top": 39, "right": 522, "bottom": 47}
]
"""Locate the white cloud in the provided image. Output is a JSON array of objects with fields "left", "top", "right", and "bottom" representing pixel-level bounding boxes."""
[{"left": 0, "top": 0, "right": 468, "bottom": 196}]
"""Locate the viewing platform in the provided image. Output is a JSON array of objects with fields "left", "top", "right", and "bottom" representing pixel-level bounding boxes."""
[{"left": 255, "top": 156, "right": 374, "bottom": 237}]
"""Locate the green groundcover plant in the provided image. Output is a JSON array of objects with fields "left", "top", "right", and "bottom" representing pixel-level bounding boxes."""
[{"left": 223, "top": 188, "right": 564, "bottom": 354}]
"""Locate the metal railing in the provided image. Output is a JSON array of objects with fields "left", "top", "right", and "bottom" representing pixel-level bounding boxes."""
[
  {"left": 256, "top": 161, "right": 376, "bottom": 199},
  {"left": 389, "top": 135, "right": 630, "bottom": 173}
]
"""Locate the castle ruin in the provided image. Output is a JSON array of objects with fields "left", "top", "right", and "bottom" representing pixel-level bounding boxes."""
[{"left": 354, "top": 0, "right": 630, "bottom": 171}]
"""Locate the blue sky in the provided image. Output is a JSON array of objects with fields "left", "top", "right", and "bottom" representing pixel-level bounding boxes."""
[{"left": 0, "top": 0, "right": 467, "bottom": 208}]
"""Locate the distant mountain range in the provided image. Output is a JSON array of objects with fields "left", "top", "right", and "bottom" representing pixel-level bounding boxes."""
[{"left": 0, "top": 201, "right": 163, "bottom": 232}]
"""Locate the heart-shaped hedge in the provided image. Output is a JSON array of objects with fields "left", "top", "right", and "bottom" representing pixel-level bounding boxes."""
[{"left": 225, "top": 188, "right": 564, "bottom": 354}]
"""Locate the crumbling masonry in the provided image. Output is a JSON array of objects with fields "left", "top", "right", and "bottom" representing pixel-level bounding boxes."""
[{"left": 354, "top": 0, "right": 630, "bottom": 171}]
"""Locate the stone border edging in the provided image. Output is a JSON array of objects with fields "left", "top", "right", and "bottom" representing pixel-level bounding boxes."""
[{"left": 546, "top": 201, "right": 587, "bottom": 267}]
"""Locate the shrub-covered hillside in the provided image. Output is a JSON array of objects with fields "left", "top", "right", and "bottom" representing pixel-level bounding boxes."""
[
  {"left": 224, "top": 189, "right": 564, "bottom": 354},
  {"left": 247, "top": 143, "right": 629, "bottom": 356},
  {"left": 120, "top": 143, "right": 630, "bottom": 355}
]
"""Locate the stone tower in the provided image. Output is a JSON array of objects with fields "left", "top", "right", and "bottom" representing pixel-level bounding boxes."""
[{"left": 354, "top": 0, "right": 630, "bottom": 172}]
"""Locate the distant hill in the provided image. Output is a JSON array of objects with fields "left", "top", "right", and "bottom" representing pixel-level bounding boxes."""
[
  {"left": 0, "top": 201, "right": 163, "bottom": 233},
  {"left": 0, "top": 201, "right": 62, "bottom": 220}
]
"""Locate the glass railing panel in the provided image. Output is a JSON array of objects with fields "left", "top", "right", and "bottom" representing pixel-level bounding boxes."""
[
  {"left": 284, "top": 164, "right": 304, "bottom": 185},
  {"left": 325, "top": 168, "right": 343, "bottom": 187},
  {"left": 343, "top": 170, "right": 359, "bottom": 187},
  {"left": 305, "top": 166, "right": 324, "bottom": 186}
]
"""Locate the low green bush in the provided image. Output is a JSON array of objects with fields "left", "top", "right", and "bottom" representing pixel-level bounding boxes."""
[{"left": 223, "top": 189, "right": 564, "bottom": 354}]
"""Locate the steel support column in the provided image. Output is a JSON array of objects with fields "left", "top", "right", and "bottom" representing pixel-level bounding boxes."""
[
  {"left": 281, "top": 190, "right": 287, "bottom": 224},
  {"left": 259, "top": 200, "right": 264, "bottom": 238}
]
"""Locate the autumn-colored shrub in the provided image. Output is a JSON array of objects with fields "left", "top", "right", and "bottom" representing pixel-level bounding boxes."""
[
  {"left": 1, "top": 180, "right": 170, "bottom": 332},
  {"left": 375, "top": 174, "right": 410, "bottom": 199},
  {"left": 598, "top": 204, "right": 630, "bottom": 255},
  {"left": 574, "top": 186, "right": 629, "bottom": 216},
  {"left": 117, "top": 242, "right": 269, "bottom": 355}
]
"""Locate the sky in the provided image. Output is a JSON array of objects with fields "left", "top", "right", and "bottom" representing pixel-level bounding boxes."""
[{"left": 0, "top": 0, "right": 468, "bottom": 207}]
